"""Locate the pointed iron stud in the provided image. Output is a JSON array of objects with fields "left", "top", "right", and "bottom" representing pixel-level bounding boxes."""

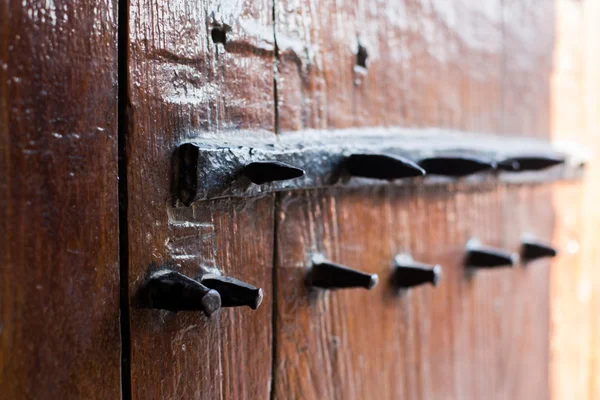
[
  {"left": 418, "top": 156, "right": 496, "bottom": 177},
  {"left": 199, "top": 274, "right": 264, "bottom": 310},
  {"left": 139, "top": 270, "right": 221, "bottom": 317},
  {"left": 243, "top": 161, "right": 305, "bottom": 185},
  {"left": 497, "top": 155, "right": 565, "bottom": 172},
  {"left": 346, "top": 153, "right": 425, "bottom": 180},
  {"left": 393, "top": 254, "right": 442, "bottom": 288},
  {"left": 306, "top": 255, "right": 379, "bottom": 290},
  {"left": 465, "top": 240, "right": 518, "bottom": 269},
  {"left": 521, "top": 240, "right": 558, "bottom": 262}
]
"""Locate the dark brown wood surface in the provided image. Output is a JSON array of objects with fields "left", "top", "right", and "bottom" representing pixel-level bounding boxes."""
[
  {"left": 0, "top": 0, "right": 121, "bottom": 398},
  {"left": 126, "top": 0, "right": 276, "bottom": 398}
]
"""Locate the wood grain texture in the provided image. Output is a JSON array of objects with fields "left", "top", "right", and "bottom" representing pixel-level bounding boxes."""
[
  {"left": 274, "top": 184, "right": 552, "bottom": 400},
  {"left": 502, "top": 0, "right": 555, "bottom": 137},
  {"left": 0, "top": 0, "right": 121, "bottom": 399},
  {"left": 275, "top": 0, "right": 503, "bottom": 133},
  {"left": 272, "top": 0, "right": 557, "bottom": 399},
  {"left": 127, "top": 0, "right": 276, "bottom": 398}
]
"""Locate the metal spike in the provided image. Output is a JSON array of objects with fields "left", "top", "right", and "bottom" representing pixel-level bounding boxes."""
[
  {"left": 393, "top": 254, "right": 442, "bottom": 288},
  {"left": 307, "top": 256, "right": 379, "bottom": 290},
  {"left": 418, "top": 156, "right": 495, "bottom": 177},
  {"left": 243, "top": 161, "right": 305, "bottom": 184},
  {"left": 521, "top": 240, "right": 558, "bottom": 262},
  {"left": 346, "top": 153, "right": 425, "bottom": 180},
  {"left": 199, "top": 274, "right": 264, "bottom": 309},
  {"left": 465, "top": 240, "right": 518, "bottom": 268},
  {"left": 139, "top": 270, "right": 221, "bottom": 317},
  {"left": 497, "top": 155, "right": 565, "bottom": 171}
]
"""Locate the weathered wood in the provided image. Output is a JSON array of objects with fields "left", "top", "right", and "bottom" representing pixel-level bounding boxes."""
[
  {"left": 126, "top": 0, "right": 276, "bottom": 398},
  {"left": 274, "top": 185, "right": 552, "bottom": 400},
  {"left": 274, "top": 0, "right": 503, "bottom": 133},
  {"left": 0, "top": 0, "right": 121, "bottom": 398},
  {"left": 272, "top": 0, "right": 556, "bottom": 399}
]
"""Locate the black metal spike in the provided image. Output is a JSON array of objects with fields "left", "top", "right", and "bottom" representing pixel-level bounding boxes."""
[
  {"left": 199, "top": 274, "right": 264, "bottom": 309},
  {"left": 346, "top": 153, "right": 425, "bottom": 180},
  {"left": 521, "top": 240, "right": 558, "bottom": 262},
  {"left": 418, "top": 156, "right": 495, "bottom": 177},
  {"left": 465, "top": 241, "right": 517, "bottom": 268},
  {"left": 139, "top": 270, "right": 221, "bottom": 317},
  {"left": 307, "top": 256, "right": 379, "bottom": 290},
  {"left": 393, "top": 254, "right": 442, "bottom": 288},
  {"left": 497, "top": 155, "right": 565, "bottom": 171},
  {"left": 243, "top": 161, "right": 305, "bottom": 185}
]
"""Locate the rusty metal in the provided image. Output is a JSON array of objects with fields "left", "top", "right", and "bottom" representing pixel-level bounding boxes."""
[
  {"left": 306, "top": 255, "right": 378, "bottom": 290},
  {"left": 393, "top": 254, "right": 442, "bottom": 288},
  {"left": 418, "top": 156, "right": 495, "bottom": 177},
  {"left": 497, "top": 155, "right": 565, "bottom": 171},
  {"left": 243, "top": 160, "right": 305, "bottom": 185},
  {"left": 521, "top": 239, "right": 558, "bottom": 262},
  {"left": 199, "top": 274, "right": 264, "bottom": 309},
  {"left": 138, "top": 270, "right": 221, "bottom": 317},
  {"left": 172, "top": 128, "right": 585, "bottom": 204},
  {"left": 465, "top": 239, "right": 518, "bottom": 269},
  {"left": 346, "top": 153, "right": 425, "bottom": 180}
]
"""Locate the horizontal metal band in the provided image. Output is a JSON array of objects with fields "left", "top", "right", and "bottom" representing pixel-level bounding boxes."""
[{"left": 172, "top": 127, "right": 587, "bottom": 205}]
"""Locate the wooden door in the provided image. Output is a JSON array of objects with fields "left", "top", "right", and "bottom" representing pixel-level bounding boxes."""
[
  {"left": 3, "top": 0, "right": 598, "bottom": 399},
  {"left": 0, "top": 0, "right": 121, "bottom": 398}
]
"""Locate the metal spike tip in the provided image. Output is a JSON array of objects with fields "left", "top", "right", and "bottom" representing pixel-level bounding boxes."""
[
  {"left": 418, "top": 156, "right": 495, "bottom": 177},
  {"left": 394, "top": 255, "right": 442, "bottom": 288},
  {"left": 243, "top": 161, "right": 305, "bottom": 185},
  {"left": 200, "top": 274, "right": 264, "bottom": 309},
  {"left": 346, "top": 153, "right": 425, "bottom": 180},
  {"left": 465, "top": 246, "right": 517, "bottom": 268},
  {"left": 497, "top": 155, "right": 565, "bottom": 171},
  {"left": 521, "top": 240, "right": 558, "bottom": 261},
  {"left": 307, "top": 259, "right": 379, "bottom": 290}
]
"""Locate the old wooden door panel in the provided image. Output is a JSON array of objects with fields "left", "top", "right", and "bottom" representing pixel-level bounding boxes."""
[
  {"left": 272, "top": 0, "right": 556, "bottom": 399},
  {"left": 126, "top": 0, "right": 275, "bottom": 399},
  {"left": 274, "top": 185, "right": 551, "bottom": 399},
  {"left": 275, "top": 0, "right": 504, "bottom": 132},
  {"left": 0, "top": 0, "right": 121, "bottom": 398}
]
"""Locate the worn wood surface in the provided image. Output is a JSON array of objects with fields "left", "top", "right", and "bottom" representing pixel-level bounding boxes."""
[
  {"left": 275, "top": 0, "right": 504, "bottom": 133},
  {"left": 274, "top": 185, "right": 552, "bottom": 400},
  {"left": 126, "top": 0, "right": 275, "bottom": 398},
  {"left": 0, "top": 0, "right": 121, "bottom": 399},
  {"left": 272, "top": 0, "right": 556, "bottom": 399}
]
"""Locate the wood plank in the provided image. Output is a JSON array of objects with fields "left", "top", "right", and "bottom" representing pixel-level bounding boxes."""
[
  {"left": 126, "top": 0, "right": 276, "bottom": 398},
  {"left": 274, "top": 184, "right": 552, "bottom": 400},
  {"left": 0, "top": 0, "right": 121, "bottom": 398},
  {"left": 274, "top": 0, "right": 503, "bottom": 133},
  {"left": 272, "top": 0, "right": 556, "bottom": 399}
]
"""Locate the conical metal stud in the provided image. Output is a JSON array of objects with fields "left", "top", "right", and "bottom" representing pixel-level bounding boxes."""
[
  {"left": 243, "top": 161, "right": 305, "bottom": 184},
  {"left": 306, "top": 255, "right": 379, "bottom": 290},
  {"left": 521, "top": 240, "right": 558, "bottom": 262},
  {"left": 199, "top": 274, "right": 264, "bottom": 309},
  {"left": 139, "top": 270, "right": 221, "bottom": 317},
  {"left": 418, "top": 156, "right": 495, "bottom": 177},
  {"left": 393, "top": 254, "right": 442, "bottom": 288},
  {"left": 346, "top": 153, "right": 425, "bottom": 180},
  {"left": 497, "top": 155, "right": 565, "bottom": 171},
  {"left": 465, "top": 240, "right": 518, "bottom": 268}
]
